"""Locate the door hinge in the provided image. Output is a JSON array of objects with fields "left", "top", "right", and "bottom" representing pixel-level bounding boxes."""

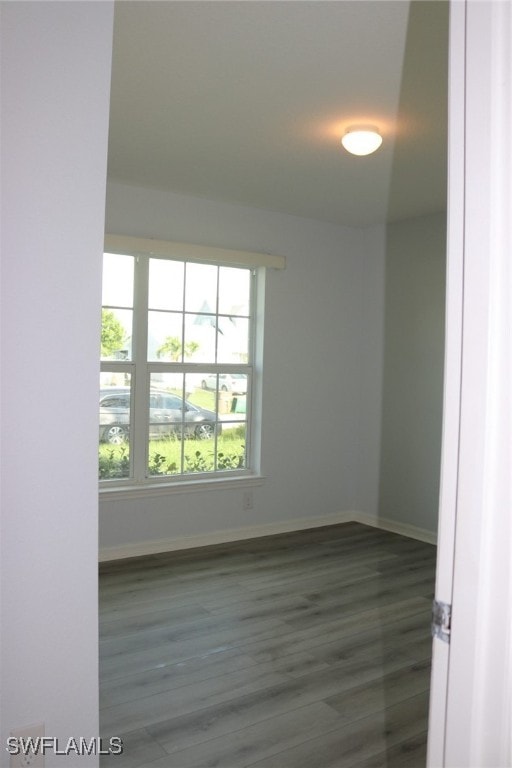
[{"left": 432, "top": 599, "right": 451, "bottom": 643}]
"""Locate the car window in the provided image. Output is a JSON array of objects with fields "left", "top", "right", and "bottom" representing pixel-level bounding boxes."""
[
  {"left": 101, "top": 396, "right": 127, "bottom": 408},
  {"left": 162, "top": 395, "right": 182, "bottom": 409}
]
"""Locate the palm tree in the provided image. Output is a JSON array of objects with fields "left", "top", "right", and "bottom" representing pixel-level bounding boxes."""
[{"left": 156, "top": 336, "right": 199, "bottom": 361}]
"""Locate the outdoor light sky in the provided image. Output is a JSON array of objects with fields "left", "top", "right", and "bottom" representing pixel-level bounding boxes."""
[{"left": 341, "top": 127, "right": 383, "bottom": 156}]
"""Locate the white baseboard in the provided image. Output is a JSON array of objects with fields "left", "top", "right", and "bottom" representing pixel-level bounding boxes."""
[
  {"left": 98, "top": 511, "right": 355, "bottom": 562},
  {"left": 99, "top": 510, "right": 437, "bottom": 562},
  {"left": 351, "top": 511, "right": 438, "bottom": 546}
]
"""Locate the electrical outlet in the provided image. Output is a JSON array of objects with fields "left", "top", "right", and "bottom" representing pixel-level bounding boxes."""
[
  {"left": 9, "top": 724, "right": 45, "bottom": 768},
  {"left": 243, "top": 490, "right": 253, "bottom": 510}
]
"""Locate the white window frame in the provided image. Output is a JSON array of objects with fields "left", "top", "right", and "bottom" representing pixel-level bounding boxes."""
[{"left": 99, "top": 235, "right": 285, "bottom": 496}]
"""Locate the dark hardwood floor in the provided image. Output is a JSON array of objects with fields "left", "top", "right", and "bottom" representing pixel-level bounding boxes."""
[{"left": 99, "top": 522, "right": 436, "bottom": 768}]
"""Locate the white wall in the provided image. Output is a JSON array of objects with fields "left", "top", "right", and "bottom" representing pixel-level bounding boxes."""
[
  {"left": 100, "top": 182, "right": 386, "bottom": 557},
  {"left": 378, "top": 213, "right": 446, "bottom": 536},
  {"left": 0, "top": 3, "right": 113, "bottom": 764}
]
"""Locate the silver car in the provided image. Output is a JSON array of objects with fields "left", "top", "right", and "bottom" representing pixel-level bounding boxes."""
[{"left": 99, "top": 387, "right": 219, "bottom": 444}]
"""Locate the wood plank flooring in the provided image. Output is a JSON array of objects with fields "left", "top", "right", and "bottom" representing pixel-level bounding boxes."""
[{"left": 99, "top": 522, "right": 436, "bottom": 768}]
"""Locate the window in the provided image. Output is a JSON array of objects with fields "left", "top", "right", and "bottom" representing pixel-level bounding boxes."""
[{"left": 99, "top": 250, "right": 257, "bottom": 486}]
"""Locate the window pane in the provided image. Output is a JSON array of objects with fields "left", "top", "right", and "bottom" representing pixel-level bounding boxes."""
[
  {"left": 148, "top": 311, "right": 183, "bottom": 361},
  {"left": 184, "top": 313, "right": 216, "bottom": 363},
  {"left": 196, "top": 373, "right": 248, "bottom": 413},
  {"left": 185, "top": 262, "right": 217, "bottom": 313},
  {"left": 186, "top": 373, "right": 216, "bottom": 410},
  {"left": 219, "top": 266, "right": 250, "bottom": 316},
  {"left": 102, "top": 253, "right": 134, "bottom": 307},
  {"left": 149, "top": 385, "right": 184, "bottom": 441},
  {"left": 180, "top": 419, "right": 246, "bottom": 474},
  {"left": 217, "top": 421, "right": 247, "bottom": 471},
  {"left": 99, "top": 373, "right": 131, "bottom": 480},
  {"left": 185, "top": 372, "right": 204, "bottom": 398},
  {"left": 147, "top": 372, "right": 220, "bottom": 477},
  {"left": 216, "top": 317, "right": 249, "bottom": 364},
  {"left": 101, "top": 308, "right": 132, "bottom": 360},
  {"left": 149, "top": 258, "right": 184, "bottom": 311}
]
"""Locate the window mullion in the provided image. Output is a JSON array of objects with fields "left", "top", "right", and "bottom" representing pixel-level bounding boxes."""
[
  {"left": 132, "top": 255, "right": 150, "bottom": 482},
  {"left": 245, "top": 270, "right": 258, "bottom": 473}
]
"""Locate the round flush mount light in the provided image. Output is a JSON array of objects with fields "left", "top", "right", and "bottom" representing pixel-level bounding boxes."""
[{"left": 341, "top": 127, "right": 383, "bottom": 156}]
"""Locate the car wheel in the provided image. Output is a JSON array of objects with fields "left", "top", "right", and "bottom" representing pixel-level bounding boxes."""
[
  {"left": 201, "top": 380, "right": 208, "bottom": 390},
  {"left": 195, "top": 423, "right": 214, "bottom": 440},
  {"left": 105, "top": 425, "right": 128, "bottom": 445},
  {"left": 220, "top": 385, "right": 228, "bottom": 392}
]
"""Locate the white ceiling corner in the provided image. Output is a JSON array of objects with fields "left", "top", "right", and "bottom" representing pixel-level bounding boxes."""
[{"left": 108, "top": 0, "right": 449, "bottom": 228}]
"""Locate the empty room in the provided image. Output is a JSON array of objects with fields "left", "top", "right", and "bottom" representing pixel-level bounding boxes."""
[
  {"left": 2, "top": 1, "right": 511, "bottom": 768},
  {"left": 98, "top": 2, "right": 446, "bottom": 765}
]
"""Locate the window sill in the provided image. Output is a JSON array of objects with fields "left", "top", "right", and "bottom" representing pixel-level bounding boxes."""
[{"left": 99, "top": 473, "right": 265, "bottom": 501}]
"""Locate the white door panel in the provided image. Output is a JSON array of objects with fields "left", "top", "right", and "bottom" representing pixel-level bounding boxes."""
[{"left": 428, "top": 2, "right": 512, "bottom": 766}]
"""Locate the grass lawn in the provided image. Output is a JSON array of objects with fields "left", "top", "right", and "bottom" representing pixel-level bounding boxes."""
[{"left": 186, "top": 388, "right": 216, "bottom": 410}]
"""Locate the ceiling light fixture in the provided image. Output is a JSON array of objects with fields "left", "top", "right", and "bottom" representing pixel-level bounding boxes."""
[{"left": 341, "top": 126, "right": 383, "bottom": 156}]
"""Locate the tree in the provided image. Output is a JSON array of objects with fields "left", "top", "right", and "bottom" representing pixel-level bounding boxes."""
[
  {"left": 101, "top": 309, "right": 126, "bottom": 357},
  {"left": 156, "top": 336, "right": 199, "bottom": 361}
]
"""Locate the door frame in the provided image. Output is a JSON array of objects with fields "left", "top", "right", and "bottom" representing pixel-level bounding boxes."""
[{"left": 427, "top": 1, "right": 512, "bottom": 765}]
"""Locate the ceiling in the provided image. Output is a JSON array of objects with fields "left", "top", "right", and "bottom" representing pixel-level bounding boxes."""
[{"left": 107, "top": 1, "right": 449, "bottom": 229}]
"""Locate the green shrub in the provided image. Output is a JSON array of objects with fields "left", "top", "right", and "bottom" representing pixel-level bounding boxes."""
[
  {"left": 98, "top": 446, "right": 130, "bottom": 479},
  {"left": 100, "top": 433, "right": 246, "bottom": 479}
]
